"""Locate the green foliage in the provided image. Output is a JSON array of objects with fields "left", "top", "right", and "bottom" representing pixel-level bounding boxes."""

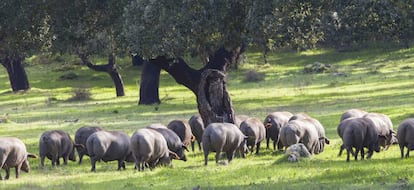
[
  {"left": 322, "top": 0, "right": 414, "bottom": 49},
  {"left": 47, "top": 0, "right": 129, "bottom": 55},
  {"left": 0, "top": 0, "right": 49, "bottom": 58},
  {"left": 1, "top": 46, "right": 414, "bottom": 189},
  {"left": 123, "top": 0, "right": 250, "bottom": 59}
]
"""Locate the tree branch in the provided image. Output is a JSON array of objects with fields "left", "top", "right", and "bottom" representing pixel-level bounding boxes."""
[{"left": 150, "top": 56, "right": 201, "bottom": 94}]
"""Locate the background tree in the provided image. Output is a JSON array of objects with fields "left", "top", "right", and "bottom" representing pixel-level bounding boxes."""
[
  {"left": 47, "top": 0, "right": 129, "bottom": 97},
  {"left": 0, "top": 1, "right": 48, "bottom": 92},
  {"left": 321, "top": 0, "right": 414, "bottom": 49},
  {"left": 245, "top": 0, "right": 276, "bottom": 64},
  {"left": 123, "top": 0, "right": 248, "bottom": 124},
  {"left": 246, "top": 1, "right": 327, "bottom": 64}
]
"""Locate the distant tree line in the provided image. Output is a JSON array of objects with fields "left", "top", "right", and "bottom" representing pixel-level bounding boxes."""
[{"left": 1, "top": 0, "right": 413, "bottom": 92}]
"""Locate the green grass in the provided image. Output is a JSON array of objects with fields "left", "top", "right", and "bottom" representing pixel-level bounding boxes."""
[{"left": 1, "top": 45, "right": 414, "bottom": 189}]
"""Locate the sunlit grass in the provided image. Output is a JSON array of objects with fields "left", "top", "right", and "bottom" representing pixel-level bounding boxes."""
[{"left": 1, "top": 45, "right": 414, "bottom": 189}]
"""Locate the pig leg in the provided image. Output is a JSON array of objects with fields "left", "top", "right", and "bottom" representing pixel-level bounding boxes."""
[
  {"left": 266, "top": 137, "right": 270, "bottom": 149},
  {"left": 135, "top": 159, "right": 141, "bottom": 171},
  {"left": 354, "top": 148, "right": 359, "bottom": 161},
  {"left": 55, "top": 156, "right": 60, "bottom": 166},
  {"left": 203, "top": 151, "right": 209, "bottom": 166},
  {"left": 90, "top": 158, "right": 97, "bottom": 172},
  {"left": 346, "top": 147, "right": 352, "bottom": 162},
  {"left": 40, "top": 155, "right": 45, "bottom": 168},
  {"left": 78, "top": 153, "right": 84, "bottom": 165},
  {"left": 63, "top": 156, "right": 68, "bottom": 165},
  {"left": 215, "top": 152, "right": 220, "bottom": 164},
  {"left": 226, "top": 151, "right": 235, "bottom": 163},
  {"left": 117, "top": 160, "right": 123, "bottom": 170},
  {"left": 255, "top": 142, "right": 261, "bottom": 155},
  {"left": 4, "top": 167, "right": 10, "bottom": 180},
  {"left": 198, "top": 141, "right": 202, "bottom": 151},
  {"left": 15, "top": 163, "right": 22, "bottom": 179},
  {"left": 0, "top": 160, "right": 5, "bottom": 180},
  {"left": 360, "top": 148, "right": 365, "bottom": 160}
]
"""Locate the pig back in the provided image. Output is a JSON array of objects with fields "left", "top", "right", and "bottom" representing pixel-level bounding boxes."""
[{"left": 203, "top": 123, "right": 245, "bottom": 152}]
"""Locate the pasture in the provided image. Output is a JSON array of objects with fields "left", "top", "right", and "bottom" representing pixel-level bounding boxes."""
[{"left": 1, "top": 45, "right": 414, "bottom": 189}]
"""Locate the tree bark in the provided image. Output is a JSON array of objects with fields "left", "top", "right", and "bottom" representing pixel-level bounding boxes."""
[
  {"left": 138, "top": 61, "right": 161, "bottom": 105},
  {"left": 1, "top": 56, "right": 30, "bottom": 92},
  {"left": 197, "top": 69, "right": 235, "bottom": 126},
  {"left": 150, "top": 47, "right": 243, "bottom": 126},
  {"left": 149, "top": 56, "right": 201, "bottom": 94},
  {"left": 79, "top": 53, "right": 125, "bottom": 97}
]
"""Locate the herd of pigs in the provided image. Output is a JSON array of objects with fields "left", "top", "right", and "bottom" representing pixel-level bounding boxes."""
[{"left": 1, "top": 108, "right": 414, "bottom": 180}]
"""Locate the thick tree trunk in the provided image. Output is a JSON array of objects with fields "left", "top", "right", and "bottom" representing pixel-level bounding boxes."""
[
  {"left": 131, "top": 54, "right": 144, "bottom": 67},
  {"left": 138, "top": 61, "right": 161, "bottom": 105},
  {"left": 79, "top": 53, "right": 125, "bottom": 97},
  {"left": 150, "top": 47, "right": 243, "bottom": 126},
  {"left": 197, "top": 69, "right": 235, "bottom": 126},
  {"left": 1, "top": 56, "right": 30, "bottom": 92}
]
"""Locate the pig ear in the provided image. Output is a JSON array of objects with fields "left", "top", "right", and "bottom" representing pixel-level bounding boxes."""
[
  {"left": 390, "top": 129, "right": 396, "bottom": 134},
  {"left": 324, "top": 137, "right": 330, "bottom": 145},
  {"left": 169, "top": 151, "right": 180, "bottom": 160},
  {"left": 265, "top": 123, "right": 273, "bottom": 129},
  {"left": 182, "top": 145, "right": 189, "bottom": 152},
  {"left": 27, "top": 153, "right": 38, "bottom": 158}
]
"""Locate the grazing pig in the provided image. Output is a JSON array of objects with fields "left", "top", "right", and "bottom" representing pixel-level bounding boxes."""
[
  {"left": 340, "top": 109, "right": 367, "bottom": 122},
  {"left": 202, "top": 123, "right": 248, "bottom": 165},
  {"left": 188, "top": 115, "right": 204, "bottom": 151},
  {"left": 397, "top": 118, "right": 414, "bottom": 158},
  {"left": 337, "top": 117, "right": 356, "bottom": 157},
  {"left": 341, "top": 117, "right": 381, "bottom": 162},
  {"left": 146, "top": 123, "right": 188, "bottom": 161},
  {"left": 39, "top": 130, "right": 78, "bottom": 167},
  {"left": 279, "top": 119, "right": 320, "bottom": 154},
  {"left": 289, "top": 113, "right": 330, "bottom": 154},
  {"left": 0, "top": 137, "right": 37, "bottom": 180},
  {"left": 234, "top": 115, "right": 250, "bottom": 128},
  {"left": 263, "top": 111, "right": 293, "bottom": 150},
  {"left": 291, "top": 113, "right": 330, "bottom": 154},
  {"left": 240, "top": 117, "right": 266, "bottom": 155},
  {"left": 337, "top": 109, "right": 367, "bottom": 156},
  {"left": 131, "top": 128, "right": 179, "bottom": 171},
  {"left": 74, "top": 126, "right": 105, "bottom": 164},
  {"left": 167, "top": 120, "right": 194, "bottom": 147},
  {"left": 86, "top": 130, "right": 134, "bottom": 172},
  {"left": 363, "top": 113, "right": 395, "bottom": 150}
]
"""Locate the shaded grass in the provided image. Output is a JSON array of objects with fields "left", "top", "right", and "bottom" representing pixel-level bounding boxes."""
[{"left": 1, "top": 45, "right": 414, "bottom": 189}]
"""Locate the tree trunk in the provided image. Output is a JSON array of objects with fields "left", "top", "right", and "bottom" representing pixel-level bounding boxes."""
[
  {"left": 78, "top": 53, "right": 125, "bottom": 97},
  {"left": 1, "top": 56, "right": 30, "bottom": 92},
  {"left": 138, "top": 61, "right": 161, "bottom": 105},
  {"left": 197, "top": 69, "right": 235, "bottom": 126},
  {"left": 131, "top": 54, "right": 144, "bottom": 67},
  {"left": 150, "top": 47, "right": 243, "bottom": 126}
]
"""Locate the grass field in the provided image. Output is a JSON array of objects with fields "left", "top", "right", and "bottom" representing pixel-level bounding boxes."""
[{"left": 1, "top": 45, "right": 414, "bottom": 189}]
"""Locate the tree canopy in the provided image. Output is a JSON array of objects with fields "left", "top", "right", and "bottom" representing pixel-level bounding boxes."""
[
  {"left": 0, "top": 0, "right": 49, "bottom": 58},
  {"left": 47, "top": 0, "right": 129, "bottom": 56},
  {"left": 1, "top": 0, "right": 414, "bottom": 92},
  {"left": 123, "top": 0, "right": 250, "bottom": 60}
]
